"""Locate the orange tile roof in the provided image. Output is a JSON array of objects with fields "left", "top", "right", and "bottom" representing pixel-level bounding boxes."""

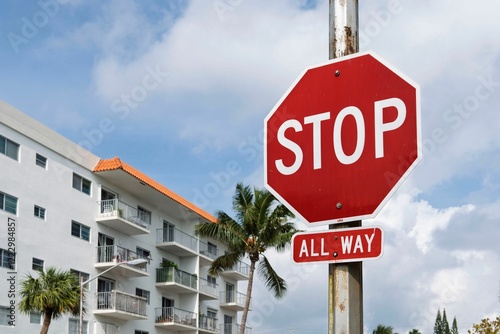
[{"left": 93, "top": 157, "right": 216, "bottom": 222}]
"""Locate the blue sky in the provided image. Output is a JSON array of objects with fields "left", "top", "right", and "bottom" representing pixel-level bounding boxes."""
[{"left": 1, "top": 0, "right": 500, "bottom": 333}]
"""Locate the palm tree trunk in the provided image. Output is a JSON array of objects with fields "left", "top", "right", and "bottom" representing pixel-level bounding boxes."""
[
  {"left": 239, "top": 260, "right": 256, "bottom": 334},
  {"left": 40, "top": 309, "right": 53, "bottom": 334}
]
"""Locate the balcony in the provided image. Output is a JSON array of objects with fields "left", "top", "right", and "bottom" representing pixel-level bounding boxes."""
[
  {"left": 155, "top": 267, "right": 197, "bottom": 293},
  {"left": 199, "top": 315, "right": 218, "bottom": 333},
  {"left": 93, "top": 290, "right": 147, "bottom": 320},
  {"left": 156, "top": 227, "right": 198, "bottom": 257},
  {"left": 220, "top": 261, "right": 250, "bottom": 281},
  {"left": 199, "top": 240, "right": 219, "bottom": 266},
  {"left": 97, "top": 199, "right": 150, "bottom": 235},
  {"left": 95, "top": 245, "right": 149, "bottom": 278},
  {"left": 198, "top": 277, "right": 218, "bottom": 300},
  {"left": 220, "top": 291, "right": 248, "bottom": 312},
  {"left": 155, "top": 307, "right": 197, "bottom": 331},
  {"left": 220, "top": 323, "right": 252, "bottom": 334}
]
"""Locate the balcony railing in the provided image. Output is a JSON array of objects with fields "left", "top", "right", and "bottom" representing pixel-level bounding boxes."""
[
  {"left": 156, "top": 227, "right": 198, "bottom": 252},
  {"left": 220, "top": 290, "right": 247, "bottom": 306},
  {"left": 98, "top": 199, "right": 151, "bottom": 230},
  {"left": 220, "top": 323, "right": 252, "bottom": 334},
  {"left": 95, "top": 291, "right": 147, "bottom": 316},
  {"left": 156, "top": 267, "right": 197, "bottom": 289},
  {"left": 219, "top": 260, "right": 250, "bottom": 280},
  {"left": 96, "top": 245, "right": 148, "bottom": 272},
  {"left": 199, "top": 277, "right": 218, "bottom": 296},
  {"left": 230, "top": 261, "right": 250, "bottom": 276},
  {"left": 155, "top": 307, "right": 197, "bottom": 327},
  {"left": 199, "top": 240, "right": 219, "bottom": 259},
  {"left": 199, "top": 315, "right": 218, "bottom": 331}
]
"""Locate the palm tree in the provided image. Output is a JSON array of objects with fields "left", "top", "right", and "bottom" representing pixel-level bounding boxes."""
[
  {"left": 19, "top": 267, "right": 83, "bottom": 334},
  {"left": 409, "top": 329, "right": 422, "bottom": 334},
  {"left": 195, "top": 183, "right": 297, "bottom": 334},
  {"left": 373, "top": 324, "right": 394, "bottom": 334}
]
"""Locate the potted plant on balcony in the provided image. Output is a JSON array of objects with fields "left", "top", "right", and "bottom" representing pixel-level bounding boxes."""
[{"left": 159, "top": 259, "right": 178, "bottom": 282}]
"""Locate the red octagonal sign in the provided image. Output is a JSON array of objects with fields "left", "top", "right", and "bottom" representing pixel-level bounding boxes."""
[{"left": 265, "top": 51, "right": 421, "bottom": 226}]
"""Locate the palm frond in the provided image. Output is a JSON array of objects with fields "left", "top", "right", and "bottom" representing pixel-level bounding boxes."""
[
  {"left": 195, "top": 211, "right": 246, "bottom": 249},
  {"left": 257, "top": 255, "right": 287, "bottom": 299},
  {"left": 233, "top": 183, "right": 254, "bottom": 223},
  {"left": 209, "top": 251, "right": 243, "bottom": 277},
  {"left": 254, "top": 189, "right": 275, "bottom": 231},
  {"left": 271, "top": 226, "right": 299, "bottom": 252}
]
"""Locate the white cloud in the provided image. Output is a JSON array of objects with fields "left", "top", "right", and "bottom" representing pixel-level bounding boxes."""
[{"left": 85, "top": 1, "right": 329, "bottom": 150}]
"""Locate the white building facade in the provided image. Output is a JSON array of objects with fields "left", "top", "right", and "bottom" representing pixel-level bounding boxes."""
[{"left": 0, "top": 101, "right": 251, "bottom": 334}]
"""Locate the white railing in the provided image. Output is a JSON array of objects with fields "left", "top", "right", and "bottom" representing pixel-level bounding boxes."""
[
  {"left": 95, "top": 291, "right": 147, "bottom": 316},
  {"left": 96, "top": 245, "right": 148, "bottom": 272},
  {"left": 199, "top": 315, "right": 218, "bottom": 331},
  {"left": 220, "top": 323, "right": 252, "bottom": 334},
  {"left": 155, "top": 307, "right": 197, "bottom": 327},
  {"left": 156, "top": 227, "right": 198, "bottom": 252},
  {"left": 199, "top": 240, "right": 219, "bottom": 259},
  {"left": 98, "top": 199, "right": 151, "bottom": 229},
  {"left": 220, "top": 290, "right": 247, "bottom": 307},
  {"left": 227, "top": 261, "right": 250, "bottom": 276},
  {"left": 199, "top": 277, "right": 218, "bottom": 296}
]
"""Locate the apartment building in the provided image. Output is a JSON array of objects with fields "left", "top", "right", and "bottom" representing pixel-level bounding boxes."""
[{"left": 0, "top": 101, "right": 251, "bottom": 334}]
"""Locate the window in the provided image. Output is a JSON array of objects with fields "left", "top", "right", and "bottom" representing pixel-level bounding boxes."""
[
  {"left": 135, "top": 331, "right": 149, "bottom": 334},
  {"left": 137, "top": 206, "right": 151, "bottom": 225},
  {"left": 136, "top": 247, "right": 151, "bottom": 262},
  {"left": 1, "top": 306, "right": 11, "bottom": 326},
  {"left": 72, "top": 173, "right": 91, "bottom": 195},
  {"left": 0, "top": 248, "right": 15, "bottom": 270},
  {"left": 35, "top": 154, "right": 47, "bottom": 168},
  {"left": 70, "top": 269, "right": 90, "bottom": 284},
  {"left": 30, "top": 312, "right": 42, "bottom": 324},
  {"left": 0, "top": 192, "right": 17, "bottom": 214},
  {"left": 0, "top": 135, "right": 19, "bottom": 160},
  {"left": 34, "top": 205, "right": 46, "bottom": 220},
  {"left": 32, "top": 258, "right": 44, "bottom": 271},
  {"left": 69, "top": 318, "right": 88, "bottom": 334},
  {"left": 223, "top": 315, "right": 233, "bottom": 334},
  {"left": 135, "top": 288, "right": 150, "bottom": 305},
  {"left": 71, "top": 221, "right": 90, "bottom": 241},
  {"left": 207, "top": 275, "right": 217, "bottom": 286},
  {"left": 208, "top": 242, "right": 218, "bottom": 256},
  {"left": 207, "top": 308, "right": 217, "bottom": 319}
]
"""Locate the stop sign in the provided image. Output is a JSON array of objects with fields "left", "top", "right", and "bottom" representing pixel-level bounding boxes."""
[{"left": 264, "top": 51, "right": 421, "bottom": 226}]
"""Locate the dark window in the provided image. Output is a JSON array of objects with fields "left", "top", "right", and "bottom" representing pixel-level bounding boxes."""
[
  {"left": 71, "top": 221, "right": 90, "bottom": 241},
  {"left": 0, "top": 249, "right": 15, "bottom": 270},
  {"left": 32, "top": 258, "right": 44, "bottom": 271},
  {"left": 0, "top": 192, "right": 17, "bottom": 214},
  {"left": 135, "top": 288, "right": 150, "bottom": 305},
  {"left": 35, "top": 154, "right": 47, "bottom": 168},
  {"left": 0, "top": 135, "right": 19, "bottom": 160},
  {"left": 70, "top": 269, "right": 90, "bottom": 284},
  {"left": 72, "top": 173, "right": 91, "bottom": 195},
  {"left": 34, "top": 205, "right": 46, "bottom": 219},
  {"left": 207, "top": 275, "right": 217, "bottom": 286}
]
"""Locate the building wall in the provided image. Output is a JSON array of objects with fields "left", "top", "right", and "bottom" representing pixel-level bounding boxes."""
[{"left": 0, "top": 102, "right": 246, "bottom": 334}]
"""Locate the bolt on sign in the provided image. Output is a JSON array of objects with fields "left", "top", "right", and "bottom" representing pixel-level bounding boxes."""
[{"left": 264, "top": 51, "right": 421, "bottom": 226}]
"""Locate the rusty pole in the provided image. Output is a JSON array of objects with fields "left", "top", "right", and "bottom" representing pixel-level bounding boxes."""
[{"left": 328, "top": 1, "right": 362, "bottom": 334}]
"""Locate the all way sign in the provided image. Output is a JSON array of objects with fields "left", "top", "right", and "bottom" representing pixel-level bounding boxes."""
[{"left": 292, "top": 227, "right": 383, "bottom": 264}]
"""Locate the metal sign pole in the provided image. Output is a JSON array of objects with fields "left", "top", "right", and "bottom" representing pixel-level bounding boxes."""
[{"left": 328, "top": 1, "right": 362, "bottom": 334}]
